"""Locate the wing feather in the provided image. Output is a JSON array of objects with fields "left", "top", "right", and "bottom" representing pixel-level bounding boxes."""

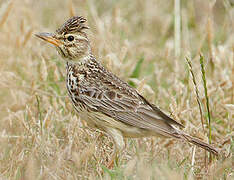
[{"left": 77, "top": 86, "right": 181, "bottom": 136}]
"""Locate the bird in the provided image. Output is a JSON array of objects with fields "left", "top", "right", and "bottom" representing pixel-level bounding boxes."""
[{"left": 35, "top": 16, "right": 218, "bottom": 160}]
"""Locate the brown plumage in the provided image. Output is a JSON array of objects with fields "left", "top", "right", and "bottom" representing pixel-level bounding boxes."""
[
  {"left": 56, "top": 16, "right": 89, "bottom": 34},
  {"left": 35, "top": 16, "right": 219, "bottom": 156}
]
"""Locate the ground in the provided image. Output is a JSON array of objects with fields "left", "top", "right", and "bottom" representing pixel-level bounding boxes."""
[{"left": 0, "top": 0, "right": 233, "bottom": 179}]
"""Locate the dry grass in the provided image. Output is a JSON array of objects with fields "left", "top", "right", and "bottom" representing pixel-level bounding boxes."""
[{"left": 0, "top": 0, "right": 233, "bottom": 179}]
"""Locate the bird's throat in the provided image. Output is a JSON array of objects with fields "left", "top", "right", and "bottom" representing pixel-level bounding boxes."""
[{"left": 66, "top": 54, "right": 92, "bottom": 66}]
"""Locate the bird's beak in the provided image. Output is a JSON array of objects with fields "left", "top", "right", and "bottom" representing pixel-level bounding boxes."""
[{"left": 35, "top": 32, "right": 61, "bottom": 47}]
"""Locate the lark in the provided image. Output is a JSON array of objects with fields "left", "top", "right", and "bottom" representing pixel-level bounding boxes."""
[{"left": 35, "top": 16, "right": 218, "bottom": 158}]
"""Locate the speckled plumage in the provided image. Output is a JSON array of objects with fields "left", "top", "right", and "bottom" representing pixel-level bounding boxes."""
[{"left": 36, "top": 16, "right": 218, "bottom": 156}]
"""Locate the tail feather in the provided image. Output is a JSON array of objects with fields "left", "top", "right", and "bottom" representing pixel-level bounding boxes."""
[{"left": 178, "top": 132, "right": 219, "bottom": 156}]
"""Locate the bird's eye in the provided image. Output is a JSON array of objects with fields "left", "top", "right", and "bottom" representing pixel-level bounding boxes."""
[{"left": 67, "top": 35, "right": 74, "bottom": 41}]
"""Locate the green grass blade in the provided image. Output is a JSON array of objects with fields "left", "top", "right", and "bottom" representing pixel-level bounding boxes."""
[
  {"left": 199, "top": 54, "right": 212, "bottom": 161},
  {"left": 128, "top": 56, "right": 144, "bottom": 87},
  {"left": 186, "top": 57, "right": 205, "bottom": 133}
]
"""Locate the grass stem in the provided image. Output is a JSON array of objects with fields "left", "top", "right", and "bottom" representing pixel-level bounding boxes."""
[
  {"left": 199, "top": 54, "right": 212, "bottom": 161},
  {"left": 186, "top": 57, "right": 205, "bottom": 133}
]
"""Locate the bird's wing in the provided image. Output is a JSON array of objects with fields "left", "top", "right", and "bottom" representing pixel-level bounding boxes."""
[{"left": 76, "top": 82, "right": 183, "bottom": 136}]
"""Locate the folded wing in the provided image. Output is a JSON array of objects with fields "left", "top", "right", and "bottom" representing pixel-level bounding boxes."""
[{"left": 76, "top": 86, "right": 183, "bottom": 137}]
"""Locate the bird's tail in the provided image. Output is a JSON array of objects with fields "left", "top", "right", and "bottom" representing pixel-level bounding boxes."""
[{"left": 174, "top": 130, "right": 219, "bottom": 156}]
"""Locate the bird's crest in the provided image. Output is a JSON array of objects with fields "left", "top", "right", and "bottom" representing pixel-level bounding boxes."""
[{"left": 56, "top": 16, "right": 89, "bottom": 35}]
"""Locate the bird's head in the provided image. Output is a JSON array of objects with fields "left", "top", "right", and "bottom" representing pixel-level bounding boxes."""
[{"left": 35, "top": 16, "right": 90, "bottom": 61}]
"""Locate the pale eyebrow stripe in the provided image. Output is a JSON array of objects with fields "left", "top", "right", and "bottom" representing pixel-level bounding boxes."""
[{"left": 75, "top": 35, "right": 88, "bottom": 41}]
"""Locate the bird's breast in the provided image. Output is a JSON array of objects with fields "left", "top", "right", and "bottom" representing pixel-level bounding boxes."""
[
  {"left": 67, "top": 70, "right": 79, "bottom": 93},
  {"left": 66, "top": 66, "right": 87, "bottom": 111}
]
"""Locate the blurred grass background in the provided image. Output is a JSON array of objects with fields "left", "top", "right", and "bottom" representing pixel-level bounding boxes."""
[{"left": 0, "top": 0, "right": 233, "bottom": 179}]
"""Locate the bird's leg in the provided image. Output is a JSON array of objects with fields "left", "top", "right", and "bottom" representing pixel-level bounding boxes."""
[{"left": 105, "top": 128, "right": 125, "bottom": 169}]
